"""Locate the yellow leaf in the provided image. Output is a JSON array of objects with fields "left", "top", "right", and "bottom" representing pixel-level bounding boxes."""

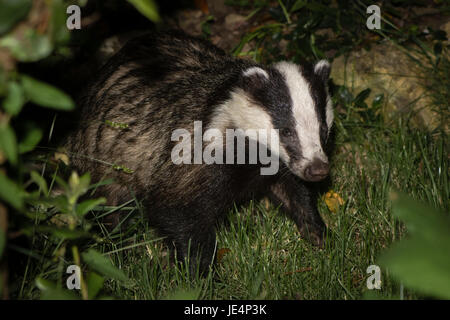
[
  {"left": 54, "top": 151, "right": 69, "bottom": 165},
  {"left": 323, "top": 190, "right": 344, "bottom": 213},
  {"left": 217, "top": 248, "right": 231, "bottom": 263}
]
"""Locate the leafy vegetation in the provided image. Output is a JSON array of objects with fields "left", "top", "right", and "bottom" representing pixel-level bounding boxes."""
[
  {"left": 379, "top": 194, "right": 450, "bottom": 300},
  {"left": 0, "top": 0, "right": 448, "bottom": 300}
]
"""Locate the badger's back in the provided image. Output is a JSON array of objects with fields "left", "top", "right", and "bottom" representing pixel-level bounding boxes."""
[{"left": 65, "top": 31, "right": 257, "bottom": 204}]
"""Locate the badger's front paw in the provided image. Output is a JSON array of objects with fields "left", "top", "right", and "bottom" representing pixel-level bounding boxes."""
[{"left": 298, "top": 221, "right": 330, "bottom": 248}]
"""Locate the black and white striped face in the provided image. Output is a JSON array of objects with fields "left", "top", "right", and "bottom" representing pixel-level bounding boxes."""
[{"left": 237, "top": 60, "right": 334, "bottom": 181}]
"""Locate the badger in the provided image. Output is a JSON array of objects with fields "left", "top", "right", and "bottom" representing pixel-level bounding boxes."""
[{"left": 65, "top": 31, "right": 334, "bottom": 273}]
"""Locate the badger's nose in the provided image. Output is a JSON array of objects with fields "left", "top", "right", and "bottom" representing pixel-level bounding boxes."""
[{"left": 304, "top": 159, "right": 329, "bottom": 181}]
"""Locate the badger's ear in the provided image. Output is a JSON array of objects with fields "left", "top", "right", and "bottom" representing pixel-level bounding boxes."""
[
  {"left": 314, "top": 60, "right": 331, "bottom": 83},
  {"left": 242, "top": 67, "right": 269, "bottom": 92}
]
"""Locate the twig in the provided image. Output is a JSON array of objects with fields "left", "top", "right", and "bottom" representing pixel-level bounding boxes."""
[{"left": 284, "top": 267, "right": 312, "bottom": 276}]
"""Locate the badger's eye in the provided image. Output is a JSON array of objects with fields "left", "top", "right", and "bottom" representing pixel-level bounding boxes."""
[{"left": 281, "top": 128, "right": 292, "bottom": 137}]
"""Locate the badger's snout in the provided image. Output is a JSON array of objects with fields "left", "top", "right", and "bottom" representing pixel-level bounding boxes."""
[{"left": 303, "top": 158, "right": 329, "bottom": 182}]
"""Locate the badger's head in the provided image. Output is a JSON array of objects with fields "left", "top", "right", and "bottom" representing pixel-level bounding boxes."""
[{"left": 219, "top": 60, "right": 333, "bottom": 182}]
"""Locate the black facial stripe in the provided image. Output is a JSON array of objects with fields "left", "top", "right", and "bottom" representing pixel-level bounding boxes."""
[
  {"left": 263, "top": 68, "right": 304, "bottom": 163},
  {"left": 299, "top": 64, "right": 329, "bottom": 146},
  {"left": 280, "top": 128, "right": 302, "bottom": 162},
  {"left": 241, "top": 67, "right": 292, "bottom": 116}
]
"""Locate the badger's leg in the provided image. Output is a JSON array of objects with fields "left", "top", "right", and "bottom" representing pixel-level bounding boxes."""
[
  {"left": 150, "top": 204, "right": 218, "bottom": 276},
  {"left": 268, "top": 173, "right": 328, "bottom": 247},
  {"left": 171, "top": 217, "right": 217, "bottom": 276}
]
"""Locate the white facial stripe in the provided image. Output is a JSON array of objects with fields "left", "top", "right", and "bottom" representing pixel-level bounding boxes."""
[
  {"left": 210, "top": 89, "right": 290, "bottom": 163},
  {"left": 314, "top": 60, "right": 333, "bottom": 131},
  {"left": 274, "top": 61, "right": 327, "bottom": 164},
  {"left": 326, "top": 97, "right": 334, "bottom": 130},
  {"left": 243, "top": 67, "right": 269, "bottom": 79}
]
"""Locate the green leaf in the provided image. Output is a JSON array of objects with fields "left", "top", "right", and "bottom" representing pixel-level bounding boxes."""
[
  {"left": 0, "top": 29, "right": 52, "bottom": 62},
  {"left": 82, "top": 249, "right": 129, "bottom": 283},
  {"left": 67, "top": 172, "right": 91, "bottom": 205},
  {"left": 78, "top": 173, "right": 91, "bottom": 193},
  {"left": 41, "top": 288, "right": 80, "bottom": 300},
  {"left": 0, "top": 123, "right": 18, "bottom": 165},
  {"left": 86, "top": 271, "right": 104, "bottom": 300},
  {"left": 48, "top": 194, "right": 70, "bottom": 214},
  {"left": 36, "top": 277, "right": 79, "bottom": 300},
  {"left": 378, "top": 194, "right": 450, "bottom": 299},
  {"left": 0, "top": 172, "right": 23, "bottom": 210},
  {"left": 127, "top": 0, "right": 161, "bottom": 23},
  {"left": 290, "top": 0, "right": 306, "bottom": 13},
  {"left": 390, "top": 194, "right": 450, "bottom": 244},
  {"left": 50, "top": 0, "right": 70, "bottom": 44},
  {"left": 201, "top": 16, "right": 215, "bottom": 37},
  {"left": 37, "top": 226, "right": 90, "bottom": 240},
  {"left": 354, "top": 88, "right": 371, "bottom": 107},
  {"left": 0, "top": 0, "right": 32, "bottom": 35},
  {"left": 35, "top": 277, "right": 54, "bottom": 291},
  {"left": 2, "top": 81, "right": 25, "bottom": 116},
  {"left": 18, "top": 125, "right": 43, "bottom": 154},
  {"left": 0, "top": 68, "right": 6, "bottom": 93},
  {"left": 21, "top": 75, "right": 75, "bottom": 111},
  {"left": 379, "top": 238, "right": 450, "bottom": 299},
  {"left": 54, "top": 176, "right": 69, "bottom": 193},
  {"left": 30, "top": 171, "right": 48, "bottom": 196},
  {"left": 337, "top": 86, "right": 353, "bottom": 105},
  {"left": 76, "top": 198, "right": 106, "bottom": 217},
  {"left": 371, "top": 93, "right": 384, "bottom": 109}
]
